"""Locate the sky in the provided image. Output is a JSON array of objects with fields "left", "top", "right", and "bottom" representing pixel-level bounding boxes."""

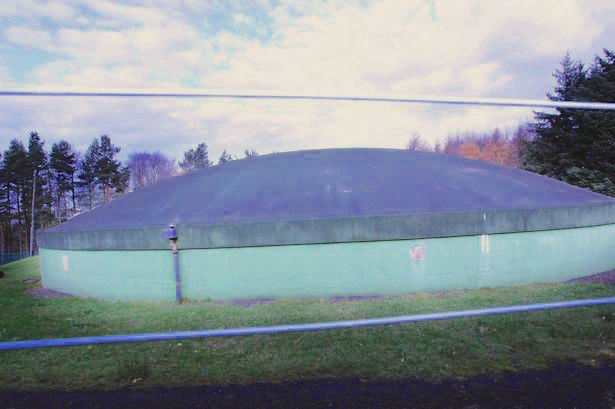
[{"left": 0, "top": 0, "right": 613, "bottom": 162}]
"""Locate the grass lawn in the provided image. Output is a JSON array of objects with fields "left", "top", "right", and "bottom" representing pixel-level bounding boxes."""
[{"left": 0, "top": 256, "right": 614, "bottom": 391}]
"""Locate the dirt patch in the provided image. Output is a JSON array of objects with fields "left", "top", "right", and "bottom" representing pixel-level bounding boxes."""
[
  {"left": 25, "top": 288, "right": 74, "bottom": 299},
  {"left": 1, "top": 363, "right": 614, "bottom": 409},
  {"left": 213, "top": 296, "right": 386, "bottom": 308},
  {"left": 22, "top": 278, "right": 40, "bottom": 284},
  {"left": 328, "top": 295, "right": 385, "bottom": 303},
  {"left": 222, "top": 299, "right": 277, "bottom": 307},
  {"left": 567, "top": 269, "right": 615, "bottom": 285}
]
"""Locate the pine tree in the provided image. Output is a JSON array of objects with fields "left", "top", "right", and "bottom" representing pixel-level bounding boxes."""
[
  {"left": 179, "top": 143, "right": 211, "bottom": 172},
  {"left": 525, "top": 49, "right": 615, "bottom": 196},
  {"left": 244, "top": 149, "right": 258, "bottom": 158},
  {"left": 569, "top": 49, "right": 615, "bottom": 195},
  {"left": 218, "top": 149, "right": 234, "bottom": 164},
  {"left": 77, "top": 138, "right": 101, "bottom": 210},
  {"left": 27, "top": 132, "right": 48, "bottom": 255},
  {"left": 2, "top": 140, "right": 30, "bottom": 253},
  {"left": 111, "top": 166, "right": 130, "bottom": 196},
  {"left": 50, "top": 140, "right": 77, "bottom": 211},
  {"left": 95, "top": 135, "right": 124, "bottom": 203}
]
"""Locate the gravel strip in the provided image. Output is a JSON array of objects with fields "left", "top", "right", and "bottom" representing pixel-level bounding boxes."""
[
  {"left": 22, "top": 269, "right": 614, "bottom": 303},
  {"left": 567, "top": 269, "right": 615, "bottom": 285},
  {"left": 25, "top": 288, "right": 74, "bottom": 299}
]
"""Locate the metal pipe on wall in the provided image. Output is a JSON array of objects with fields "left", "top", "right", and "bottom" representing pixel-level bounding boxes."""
[
  {"left": 162, "top": 225, "right": 181, "bottom": 304},
  {"left": 172, "top": 241, "right": 181, "bottom": 303}
]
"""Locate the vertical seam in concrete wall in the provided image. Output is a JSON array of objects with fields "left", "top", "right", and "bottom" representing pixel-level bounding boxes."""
[{"left": 480, "top": 234, "right": 490, "bottom": 254}]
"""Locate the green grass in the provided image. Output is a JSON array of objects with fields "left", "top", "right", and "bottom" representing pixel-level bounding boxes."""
[{"left": 0, "top": 256, "right": 614, "bottom": 391}]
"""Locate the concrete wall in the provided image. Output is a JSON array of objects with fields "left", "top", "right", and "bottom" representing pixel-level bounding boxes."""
[{"left": 39, "top": 223, "right": 615, "bottom": 302}]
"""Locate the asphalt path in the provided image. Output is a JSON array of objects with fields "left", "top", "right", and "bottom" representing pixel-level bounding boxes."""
[{"left": 2, "top": 363, "right": 614, "bottom": 409}]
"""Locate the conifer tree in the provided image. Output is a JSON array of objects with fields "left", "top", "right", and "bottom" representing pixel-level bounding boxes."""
[
  {"left": 27, "top": 132, "right": 47, "bottom": 255},
  {"left": 244, "top": 149, "right": 258, "bottom": 158},
  {"left": 525, "top": 49, "right": 615, "bottom": 196},
  {"left": 77, "top": 135, "right": 128, "bottom": 207},
  {"left": 50, "top": 140, "right": 77, "bottom": 211},
  {"left": 77, "top": 138, "right": 100, "bottom": 210},
  {"left": 218, "top": 149, "right": 234, "bottom": 163},
  {"left": 2, "top": 140, "right": 29, "bottom": 252},
  {"left": 95, "top": 135, "right": 124, "bottom": 203},
  {"left": 179, "top": 142, "right": 211, "bottom": 172}
]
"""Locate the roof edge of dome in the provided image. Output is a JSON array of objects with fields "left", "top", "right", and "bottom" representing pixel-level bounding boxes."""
[{"left": 37, "top": 201, "right": 615, "bottom": 251}]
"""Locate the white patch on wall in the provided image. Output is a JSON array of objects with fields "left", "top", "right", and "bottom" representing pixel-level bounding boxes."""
[
  {"left": 409, "top": 245, "right": 425, "bottom": 263},
  {"left": 62, "top": 255, "right": 69, "bottom": 272},
  {"left": 480, "top": 234, "right": 490, "bottom": 254}
]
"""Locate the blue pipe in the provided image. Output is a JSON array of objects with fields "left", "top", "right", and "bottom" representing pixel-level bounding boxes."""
[
  {"left": 1, "top": 297, "right": 613, "bottom": 351},
  {"left": 173, "top": 246, "right": 181, "bottom": 304}
]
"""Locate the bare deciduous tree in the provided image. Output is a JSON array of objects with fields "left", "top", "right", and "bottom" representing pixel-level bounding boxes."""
[
  {"left": 127, "top": 151, "right": 176, "bottom": 191},
  {"left": 442, "top": 124, "right": 536, "bottom": 167},
  {"left": 405, "top": 132, "right": 432, "bottom": 152}
]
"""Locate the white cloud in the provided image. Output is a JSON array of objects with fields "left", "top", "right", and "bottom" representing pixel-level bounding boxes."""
[
  {"left": 0, "top": 0, "right": 76, "bottom": 21},
  {"left": 0, "top": 58, "right": 15, "bottom": 89},
  {"left": 0, "top": 0, "right": 612, "bottom": 161},
  {"left": 4, "top": 27, "right": 54, "bottom": 48},
  {"left": 201, "top": 0, "right": 605, "bottom": 96},
  {"left": 0, "top": 63, "right": 14, "bottom": 88},
  {"left": 232, "top": 13, "right": 254, "bottom": 26}
]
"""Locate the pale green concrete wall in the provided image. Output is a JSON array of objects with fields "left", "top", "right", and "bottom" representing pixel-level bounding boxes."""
[
  {"left": 39, "top": 249, "right": 175, "bottom": 301},
  {"left": 39, "top": 224, "right": 615, "bottom": 302}
]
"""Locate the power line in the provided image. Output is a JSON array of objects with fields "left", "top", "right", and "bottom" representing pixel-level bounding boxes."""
[{"left": 1, "top": 90, "right": 614, "bottom": 110}]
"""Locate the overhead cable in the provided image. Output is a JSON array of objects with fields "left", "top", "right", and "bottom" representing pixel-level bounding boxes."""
[{"left": 1, "top": 90, "right": 614, "bottom": 110}]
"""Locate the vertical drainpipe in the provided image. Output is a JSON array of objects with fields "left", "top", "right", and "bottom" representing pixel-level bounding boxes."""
[{"left": 163, "top": 224, "right": 181, "bottom": 304}]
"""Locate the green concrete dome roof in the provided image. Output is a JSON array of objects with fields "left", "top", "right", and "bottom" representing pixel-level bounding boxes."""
[{"left": 38, "top": 148, "right": 615, "bottom": 250}]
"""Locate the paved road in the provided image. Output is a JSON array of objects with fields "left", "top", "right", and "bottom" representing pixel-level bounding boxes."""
[{"left": 2, "top": 363, "right": 614, "bottom": 408}]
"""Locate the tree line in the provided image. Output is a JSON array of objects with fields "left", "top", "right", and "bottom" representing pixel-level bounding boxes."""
[
  {"left": 406, "top": 124, "right": 533, "bottom": 169},
  {"left": 0, "top": 136, "right": 258, "bottom": 255},
  {"left": 407, "top": 48, "right": 614, "bottom": 196}
]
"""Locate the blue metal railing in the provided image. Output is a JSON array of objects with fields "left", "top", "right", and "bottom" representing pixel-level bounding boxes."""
[{"left": 1, "top": 297, "right": 613, "bottom": 351}]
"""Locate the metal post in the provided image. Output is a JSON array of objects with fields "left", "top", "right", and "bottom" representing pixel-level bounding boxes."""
[
  {"left": 29, "top": 169, "right": 37, "bottom": 257},
  {"left": 162, "top": 224, "right": 180, "bottom": 304},
  {"left": 171, "top": 241, "right": 181, "bottom": 304}
]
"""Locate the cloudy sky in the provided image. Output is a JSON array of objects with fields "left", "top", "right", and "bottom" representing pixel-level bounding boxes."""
[{"left": 0, "top": 0, "right": 613, "bottom": 161}]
